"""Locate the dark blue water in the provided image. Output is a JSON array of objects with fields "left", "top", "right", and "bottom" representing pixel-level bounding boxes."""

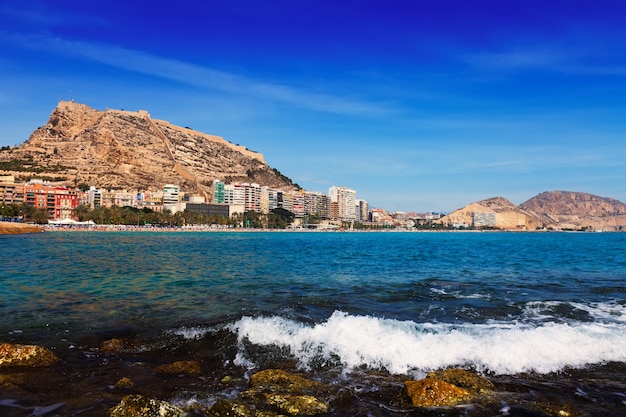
[{"left": 1, "top": 231, "right": 625, "bottom": 416}]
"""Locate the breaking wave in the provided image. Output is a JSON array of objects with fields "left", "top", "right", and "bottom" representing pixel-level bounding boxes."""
[{"left": 229, "top": 304, "right": 626, "bottom": 376}]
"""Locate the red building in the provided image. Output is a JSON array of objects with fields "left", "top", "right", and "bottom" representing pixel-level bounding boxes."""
[{"left": 24, "top": 181, "right": 79, "bottom": 220}]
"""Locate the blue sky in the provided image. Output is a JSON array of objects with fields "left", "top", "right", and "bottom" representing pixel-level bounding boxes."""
[{"left": 1, "top": 0, "right": 625, "bottom": 212}]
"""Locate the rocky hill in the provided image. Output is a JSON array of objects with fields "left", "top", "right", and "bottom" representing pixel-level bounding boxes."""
[
  {"left": 520, "top": 191, "right": 626, "bottom": 230},
  {"left": 438, "top": 197, "right": 543, "bottom": 230},
  {"left": 0, "top": 101, "right": 298, "bottom": 197},
  {"left": 439, "top": 192, "right": 626, "bottom": 231}
]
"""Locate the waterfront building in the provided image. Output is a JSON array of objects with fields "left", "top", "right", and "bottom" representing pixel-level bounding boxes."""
[
  {"left": 54, "top": 187, "right": 79, "bottom": 221},
  {"left": 261, "top": 186, "right": 279, "bottom": 214},
  {"left": 329, "top": 186, "right": 356, "bottom": 221},
  {"left": 244, "top": 183, "right": 261, "bottom": 212},
  {"left": 87, "top": 186, "right": 102, "bottom": 208},
  {"left": 0, "top": 175, "right": 24, "bottom": 205},
  {"left": 473, "top": 212, "right": 497, "bottom": 228},
  {"left": 185, "top": 202, "right": 230, "bottom": 219},
  {"left": 163, "top": 184, "right": 180, "bottom": 211},
  {"left": 212, "top": 180, "right": 225, "bottom": 203},
  {"left": 101, "top": 189, "right": 136, "bottom": 208},
  {"left": 278, "top": 191, "right": 293, "bottom": 213},
  {"left": 302, "top": 190, "right": 329, "bottom": 219},
  {"left": 223, "top": 184, "right": 245, "bottom": 207},
  {"left": 23, "top": 180, "right": 79, "bottom": 220},
  {"left": 358, "top": 199, "right": 369, "bottom": 222},
  {"left": 291, "top": 192, "right": 305, "bottom": 218}
]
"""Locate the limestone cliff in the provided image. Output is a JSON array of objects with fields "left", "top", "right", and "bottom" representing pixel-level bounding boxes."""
[{"left": 0, "top": 101, "right": 298, "bottom": 196}]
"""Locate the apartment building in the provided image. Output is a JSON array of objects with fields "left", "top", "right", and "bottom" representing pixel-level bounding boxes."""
[{"left": 329, "top": 186, "right": 356, "bottom": 221}]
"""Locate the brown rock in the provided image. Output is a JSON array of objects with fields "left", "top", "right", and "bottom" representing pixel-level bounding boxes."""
[
  {"left": 264, "top": 393, "right": 329, "bottom": 416},
  {"left": 109, "top": 394, "right": 185, "bottom": 417},
  {"left": 404, "top": 378, "right": 471, "bottom": 407},
  {"left": 426, "top": 368, "right": 494, "bottom": 394},
  {"left": 0, "top": 343, "right": 59, "bottom": 368},
  {"left": 114, "top": 377, "right": 135, "bottom": 389},
  {"left": 208, "top": 399, "right": 255, "bottom": 417},
  {"left": 101, "top": 338, "right": 124, "bottom": 352},
  {"left": 250, "top": 369, "right": 321, "bottom": 391},
  {"left": 244, "top": 369, "right": 329, "bottom": 416},
  {"left": 154, "top": 360, "right": 201, "bottom": 376}
]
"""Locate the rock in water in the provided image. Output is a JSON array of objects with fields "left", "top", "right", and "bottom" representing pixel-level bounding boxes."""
[
  {"left": 109, "top": 395, "right": 185, "bottom": 417},
  {"left": 153, "top": 360, "right": 201, "bottom": 376},
  {"left": 404, "top": 378, "right": 471, "bottom": 407},
  {"left": 426, "top": 368, "right": 494, "bottom": 394},
  {"left": 0, "top": 343, "right": 58, "bottom": 368}
]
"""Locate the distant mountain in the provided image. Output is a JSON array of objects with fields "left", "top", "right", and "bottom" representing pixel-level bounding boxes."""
[
  {"left": 438, "top": 197, "right": 543, "bottom": 230},
  {"left": 520, "top": 191, "right": 626, "bottom": 230},
  {"left": 439, "top": 192, "right": 626, "bottom": 231},
  {"left": 0, "top": 101, "right": 298, "bottom": 197}
]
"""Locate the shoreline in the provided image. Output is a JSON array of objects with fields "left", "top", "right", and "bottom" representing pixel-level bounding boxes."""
[
  {"left": 0, "top": 221, "right": 44, "bottom": 235},
  {"left": 40, "top": 224, "right": 621, "bottom": 233}
]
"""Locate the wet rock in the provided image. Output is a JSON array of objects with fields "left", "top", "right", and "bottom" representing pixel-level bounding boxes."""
[
  {"left": 207, "top": 398, "right": 254, "bottom": 417},
  {"left": 109, "top": 394, "right": 185, "bottom": 417},
  {"left": 404, "top": 378, "right": 471, "bottom": 407},
  {"left": 0, "top": 343, "right": 59, "bottom": 368},
  {"left": 154, "top": 360, "right": 201, "bottom": 376},
  {"left": 264, "top": 393, "right": 329, "bottom": 416},
  {"left": 244, "top": 369, "right": 329, "bottom": 416},
  {"left": 426, "top": 368, "right": 494, "bottom": 394},
  {"left": 101, "top": 338, "right": 124, "bottom": 352},
  {"left": 114, "top": 377, "right": 135, "bottom": 390},
  {"left": 250, "top": 369, "right": 321, "bottom": 391}
]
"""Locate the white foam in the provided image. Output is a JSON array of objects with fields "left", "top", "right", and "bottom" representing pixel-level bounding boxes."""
[
  {"left": 169, "top": 325, "right": 211, "bottom": 340},
  {"left": 230, "top": 309, "right": 626, "bottom": 375}
]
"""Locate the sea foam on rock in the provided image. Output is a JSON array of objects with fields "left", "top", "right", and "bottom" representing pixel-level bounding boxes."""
[{"left": 0, "top": 343, "right": 59, "bottom": 368}]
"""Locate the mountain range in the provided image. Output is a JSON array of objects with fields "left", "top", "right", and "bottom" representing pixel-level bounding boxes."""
[{"left": 439, "top": 192, "right": 626, "bottom": 231}]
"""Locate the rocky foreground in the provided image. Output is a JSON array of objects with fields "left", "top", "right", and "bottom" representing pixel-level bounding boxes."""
[
  {"left": 0, "top": 341, "right": 581, "bottom": 417},
  {"left": 0, "top": 222, "right": 43, "bottom": 235}
]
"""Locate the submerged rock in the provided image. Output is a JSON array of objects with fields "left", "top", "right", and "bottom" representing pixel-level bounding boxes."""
[
  {"left": 109, "top": 395, "right": 185, "bottom": 417},
  {"left": 404, "top": 378, "right": 471, "bottom": 407},
  {"left": 0, "top": 343, "right": 59, "bottom": 368},
  {"left": 154, "top": 360, "right": 201, "bottom": 376}
]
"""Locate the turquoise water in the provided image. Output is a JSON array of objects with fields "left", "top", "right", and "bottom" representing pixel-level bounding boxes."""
[{"left": 1, "top": 231, "right": 626, "bottom": 415}]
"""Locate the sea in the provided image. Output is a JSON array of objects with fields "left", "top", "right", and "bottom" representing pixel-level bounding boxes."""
[{"left": 1, "top": 230, "right": 625, "bottom": 416}]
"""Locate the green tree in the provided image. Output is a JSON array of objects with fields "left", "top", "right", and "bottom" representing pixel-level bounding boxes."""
[
  {"left": 73, "top": 204, "right": 92, "bottom": 222},
  {"left": 30, "top": 208, "right": 49, "bottom": 224}
]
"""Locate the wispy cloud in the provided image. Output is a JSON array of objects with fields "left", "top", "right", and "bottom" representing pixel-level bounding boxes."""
[
  {"left": 464, "top": 44, "right": 626, "bottom": 76},
  {"left": 465, "top": 47, "right": 569, "bottom": 71},
  {"left": 2, "top": 32, "right": 391, "bottom": 117}
]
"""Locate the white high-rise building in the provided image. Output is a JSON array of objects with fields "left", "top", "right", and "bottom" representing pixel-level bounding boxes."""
[{"left": 329, "top": 186, "right": 356, "bottom": 221}]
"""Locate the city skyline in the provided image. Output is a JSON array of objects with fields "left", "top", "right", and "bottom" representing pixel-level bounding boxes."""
[{"left": 1, "top": 1, "right": 625, "bottom": 212}]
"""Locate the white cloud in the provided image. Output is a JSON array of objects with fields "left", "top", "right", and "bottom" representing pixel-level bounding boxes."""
[{"left": 2, "top": 32, "right": 390, "bottom": 117}]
